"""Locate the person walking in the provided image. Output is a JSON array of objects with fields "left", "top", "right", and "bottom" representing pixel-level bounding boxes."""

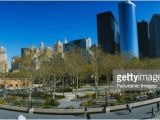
[
  {"left": 157, "top": 102, "right": 160, "bottom": 112},
  {"left": 126, "top": 103, "right": 129, "bottom": 112},
  {"left": 103, "top": 105, "right": 107, "bottom": 112},
  {"left": 128, "top": 104, "right": 132, "bottom": 113},
  {"left": 86, "top": 113, "right": 91, "bottom": 120},
  {"left": 152, "top": 107, "right": 156, "bottom": 118},
  {"left": 126, "top": 103, "right": 132, "bottom": 113},
  {"left": 84, "top": 105, "right": 87, "bottom": 115}
]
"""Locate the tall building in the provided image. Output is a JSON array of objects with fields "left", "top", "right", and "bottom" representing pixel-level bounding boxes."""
[
  {"left": 11, "top": 56, "right": 20, "bottom": 72},
  {"left": 55, "top": 40, "right": 63, "bottom": 54},
  {"left": 63, "top": 37, "right": 91, "bottom": 52},
  {"left": 14, "top": 43, "right": 54, "bottom": 71},
  {"left": 149, "top": 14, "right": 160, "bottom": 57},
  {"left": 21, "top": 46, "right": 36, "bottom": 58},
  {"left": 46, "top": 47, "right": 53, "bottom": 59},
  {"left": 0, "top": 47, "right": 7, "bottom": 73},
  {"left": 54, "top": 40, "right": 64, "bottom": 59},
  {"left": 40, "top": 42, "right": 45, "bottom": 51},
  {"left": 137, "top": 21, "right": 149, "bottom": 58},
  {"left": 119, "top": 1, "right": 139, "bottom": 58},
  {"left": 97, "top": 11, "right": 119, "bottom": 54}
]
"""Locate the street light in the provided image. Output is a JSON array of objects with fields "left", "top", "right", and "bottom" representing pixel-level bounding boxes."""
[
  {"left": 105, "top": 89, "right": 110, "bottom": 107},
  {"left": 29, "top": 87, "right": 33, "bottom": 108}
]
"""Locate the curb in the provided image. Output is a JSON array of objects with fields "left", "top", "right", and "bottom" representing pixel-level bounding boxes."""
[{"left": 0, "top": 98, "right": 159, "bottom": 115}]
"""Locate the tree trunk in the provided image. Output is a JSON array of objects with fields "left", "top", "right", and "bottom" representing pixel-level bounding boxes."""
[
  {"left": 62, "top": 77, "right": 64, "bottom": 97},
  {"left": 72, "top": 76, "right": 74, "bottom": 94},
  {"left": 3, "top": 86, "right": 6, "bottom": 98},
  {"left": 52, "top": 76, "right": 56, "bottom": 99},
  {"left": 95, "top": 76, "right": 98, "bottom": 99},
  {"left": 3, "top": 81, "right": 6, "bottom": 98},
  {"left": 29, "top": 87, "right": 32, "bottom": 108},
  {"left": 75, "top": 74, "right": 79, "bottom": 99},
  {"left": 50, "top": 84, "right": 52, "bottom": 96}
]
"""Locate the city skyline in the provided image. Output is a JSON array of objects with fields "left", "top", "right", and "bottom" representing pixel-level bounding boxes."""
[{"left": 1, "top": 1, "right": 160, "bottom": 65}]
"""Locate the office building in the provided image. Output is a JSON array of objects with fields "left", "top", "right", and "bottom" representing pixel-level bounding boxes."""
[
  {"left": 119, "top": 1, "right": 139, "bottom": 58},
  {"left": 21, "top": 45, "right": 37, "bottom": 57},
  {"left": 0, "top": 47, "right": 8, "bottom": 73},
  {"left": 97, "top": 11, "right": 119, "bottom": 54},
  {"left": 63, "top": 37, "right": 91, "bottom": 52},
  {"left": 40, "top": 42, "right": 45, "bottom": 51},
  {"left": 55, "top": 40, "right": 63, "bottom": 54},
  {"left": 137, "top": 21, "right": 149, "bottom": 58},
  {"left": 149, "top": 14, "right": 160, "bottom": 57}
]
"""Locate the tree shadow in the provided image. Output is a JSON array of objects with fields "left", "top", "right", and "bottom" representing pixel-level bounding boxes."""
[
  {"left": 115, "top": 111, "right": 131, "bottom": 116},
  {"left": 141, "top": 111, "right": 153, "bottom": 119}
]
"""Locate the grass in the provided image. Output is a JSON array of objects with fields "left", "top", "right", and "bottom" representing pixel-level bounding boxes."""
[{"left": 80, "top": 101, "right": 96, "bottom": 107}]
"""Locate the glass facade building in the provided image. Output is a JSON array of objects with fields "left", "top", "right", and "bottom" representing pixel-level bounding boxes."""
[
  {"left": 137, "top": 21, "right": 149, "bottom": 58},
  {"left": 119, "top": 1, "right": 139, "bottom": 58},
  {"left": 63, "top": 37, "right": 91, "bottom": 52},
  {"left": 149, "top": 14, "right": 160, "bottom": 57},
  {"left": 97, "top": 11, "right": 120, "bottom": 54}
]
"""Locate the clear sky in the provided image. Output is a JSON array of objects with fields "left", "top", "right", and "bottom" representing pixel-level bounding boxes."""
[{"left": 0, "top": 1, "right": 160, "bottom": 67}]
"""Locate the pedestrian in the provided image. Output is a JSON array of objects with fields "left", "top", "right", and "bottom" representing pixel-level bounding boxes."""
[
  {"left": 86, "top": 113, "right": 91, "bottom": 120},
  {"left": 157, "top": 102, "right": 160, "bottom": 111},
  {"left": 85, "top": 105, "right": 87, "bottom": 112},
  {"left": 128, "top": 104, "right": 132, "bottom": 113},
  {"left": 126, "top": 103, "right": 129, "bottom": 111},
  {"left": 152, "top": 107, "right": 156, "bottom": 118},
  {"left": 103, "top": 105, "right": 106, "bottom": 112},
  {"left": 126, "top": 103, "right": 131, "bottom": 113},
  {"left": 84, "top": 106, "right": 87, "bottom": 115}
]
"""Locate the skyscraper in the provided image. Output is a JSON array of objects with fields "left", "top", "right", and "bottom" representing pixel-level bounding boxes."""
[
  {"left": 97, "top": 11, "right": 119, "bottom": 54},
  {"left": 119, "top": 1, "right": 139, "bottom": 58},
  {"left": 63, "top": 37, "right": 91, "bottom": 52},
  {"left": 40, "top": 42, "right": 45, "bottom": 51},
  {"left": 137, "top": 21, "right": 149, "bottom": 58},
  {"left": 21, "top": 46, "right": 36, "bottom": 57},
  {"left": 55, "top": 40, "right": 63, "bottom": 54},
  {"left": 0, "top": 47, "right": 8, "bottom": 73},
  {"left": 149, "top": 14, "right": 160, "bottom": 57}
]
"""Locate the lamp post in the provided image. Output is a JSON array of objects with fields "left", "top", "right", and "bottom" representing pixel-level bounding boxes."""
[
  {"left": 91, "top": 74, "right": 98, "bottom": 99},
  {"left": 75, "top": 68, "right": 79, "bottom": 99},
  {"left": 105, "top": 89, "right": 110, "bottom": 107},
  {"left": 29, "top": 86, "right": 33, "bottom": 108},
  {"left": 2, "top": 75, "right": 6, "bottom": 98}
]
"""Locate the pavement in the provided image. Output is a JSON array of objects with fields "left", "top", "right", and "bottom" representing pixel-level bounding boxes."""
[{"left": 0, "top": 103, "right": 160, "bottom": 119}]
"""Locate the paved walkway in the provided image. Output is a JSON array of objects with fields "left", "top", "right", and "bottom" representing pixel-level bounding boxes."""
[{"left": 0, "top": 103, "right": 160, "bottom": 119}]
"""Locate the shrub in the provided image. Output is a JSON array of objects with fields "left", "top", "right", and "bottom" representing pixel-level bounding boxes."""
[
  {"left": 82, "top": 93, "right": 96, "bottom": 100},
  {"left": 148, "top": 93, "right": 156, "bottom": 99},
  {"left": 113, "top": 93, "right": 122, "bottom": 101},
  {"left": 44, "top": 99, "right": 59, "bottom": 106},
  {"left": 32, "top": 92, "right": 50, "bottom": 99},
  {"left": 6, "top": 96, "right": 18, "bottom": 103},
  {"left": 55, "top": 88, "right": 72, "bottom": 93},
  {"left": 12, "top": 100, "right": 23, "bottom": 106},
  {"left": 0, "top": 99, "right": 6, "bottom": 104},
  {"left": 124, "top": 96, "right": 133, "bottom": 102},
  {"left": 55, "top": 95, "right": 65, "bottom": 99},
  {"left": 80, "top": 101, "right": 96, "bottom": 107}
]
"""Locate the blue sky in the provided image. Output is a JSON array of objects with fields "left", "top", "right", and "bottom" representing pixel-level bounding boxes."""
[{"left": 0, "top": 1, "right": 160, "bottom": 66}]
